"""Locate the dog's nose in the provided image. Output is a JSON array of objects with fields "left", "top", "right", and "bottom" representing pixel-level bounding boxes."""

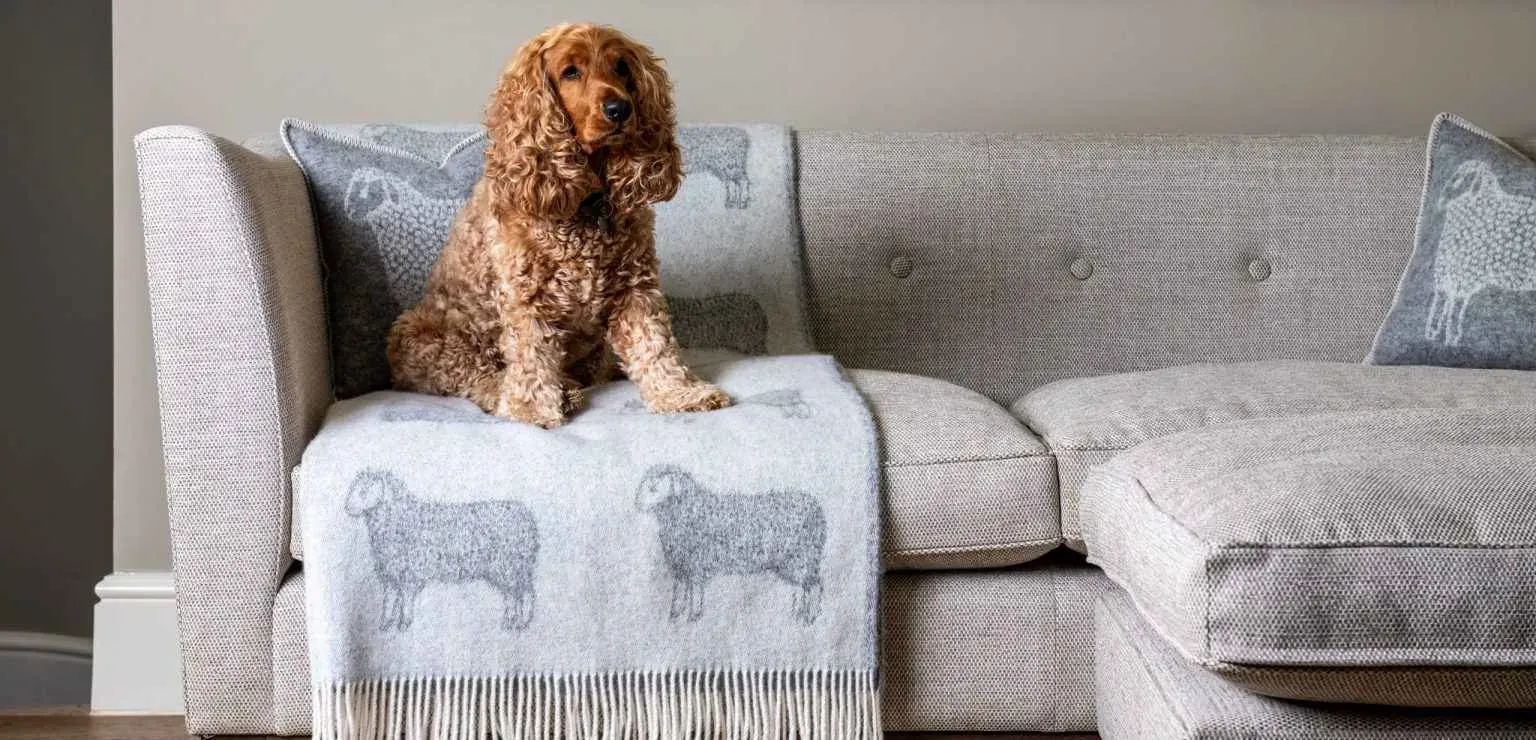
[{"left": 602, "top": 99, "right": 631, "bottom": 123}]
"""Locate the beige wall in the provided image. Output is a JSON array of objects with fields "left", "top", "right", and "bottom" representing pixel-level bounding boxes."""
[{"left": 113, "top": 0, "right": 1536, "bottom": 570}]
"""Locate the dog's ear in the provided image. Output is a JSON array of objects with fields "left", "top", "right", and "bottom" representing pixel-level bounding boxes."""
[
  {"left": 604, "top": 32, "right": 684, "bottom": 214},
  {"left": 483, "top": 24, "right": 599, "bottom": 221}
]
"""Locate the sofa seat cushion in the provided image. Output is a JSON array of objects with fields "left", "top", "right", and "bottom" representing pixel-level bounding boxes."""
[
  {"left": 849, "top": 370, "right": 1060, "bottom": 568},
  {"left": 291, "top": 368, "right": 1060, "bottom": 569},
  {"left": 1014, "top": 360, "right": 1536, "bottom": 549},
  {"left": 1096, "top": 588, "right": 1536, "bottom": 738},
  {"left": 1081, "top": 407, "right": 1536, "bottom": 707}
]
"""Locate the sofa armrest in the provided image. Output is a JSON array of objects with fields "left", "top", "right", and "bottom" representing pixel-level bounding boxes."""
[{"left": 135, "top": 126, "right": 330, "bottom": 734}]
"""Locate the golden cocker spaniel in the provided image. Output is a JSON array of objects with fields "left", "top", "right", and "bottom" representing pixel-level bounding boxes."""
[{"left": 388, "top": 23, "right": 731, "bottom": 428}]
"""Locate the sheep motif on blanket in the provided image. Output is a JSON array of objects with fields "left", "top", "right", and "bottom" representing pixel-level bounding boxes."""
[
  {"left": 345, "top": 469, "right": 537, "bottom": 632},
  {"left": 636, "top": 465, "right": 826, "bottom": 625},
  {"left": 298, "top": 354, "right": 881, "bottom": 738},
  {"left": 678, "top": 126, "right": 752, "bottom": 208}
]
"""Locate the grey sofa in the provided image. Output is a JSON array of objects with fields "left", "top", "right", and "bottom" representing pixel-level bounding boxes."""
[{"left": 136, "top": 126, "right": 1536, "bottom": 736}]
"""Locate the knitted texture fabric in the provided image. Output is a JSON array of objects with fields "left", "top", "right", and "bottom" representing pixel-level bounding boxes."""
[{"left": 299, "top": 355, "right": 881, "bottom": 737}]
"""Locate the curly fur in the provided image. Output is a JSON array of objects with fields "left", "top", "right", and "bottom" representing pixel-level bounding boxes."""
[{"left": 388, "top": 23, "right": 730, "bottom": 428}]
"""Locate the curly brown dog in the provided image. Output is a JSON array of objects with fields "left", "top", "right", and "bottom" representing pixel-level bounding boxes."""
[{"left": 388, "top": 23, "right": 731, "bottom": 428}]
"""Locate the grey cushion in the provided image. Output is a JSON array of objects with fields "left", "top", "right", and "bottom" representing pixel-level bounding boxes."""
[
  {"left": 1096, "top": 588, "right": 1536, "bottom": 739},
  {"left": 292, "top": 369, "right": 1060, "bottom": 570},
  {"left": 280, "top": 121, "right": 812, "bottom": 399},
  {"left": 273, "top": 564, "right": 1111, "bottom": 735},
  {"left": 1369, "top": 114, "right": 1536, "bottom": 370},
  {"left": 852, "top": 369, "right": 1060, "bottom": 569},
  {"left": 1081, "top": 407, "right": 1536, "bottom": 707},
  {"left": 1015, "top": 360, "right": 1536, "bottom": 549},
  {"left": 279, "top": 121, "right": 486, "bottom": 399}
]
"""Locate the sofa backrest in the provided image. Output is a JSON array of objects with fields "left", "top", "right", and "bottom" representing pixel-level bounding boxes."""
[
  {"left": 252, "top": 128, "right": 1526, "bottom": 404},
  {"left": 796, "top": 131, "right": 1447, "bottom": 402}
]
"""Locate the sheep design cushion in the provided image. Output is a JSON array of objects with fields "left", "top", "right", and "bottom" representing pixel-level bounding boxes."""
[
  {"left": 1368, "top": 113, "right": 1536, "bottom": 369},
  {"left": 281, "top": 120, "right": 812, "bottom": 399},
  {"left": 297, "top": 354, "right": 881, "bottom": 737}
]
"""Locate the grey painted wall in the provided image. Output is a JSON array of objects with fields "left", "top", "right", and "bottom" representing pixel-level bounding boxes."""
[
  {"left": 113, "top": 0, "right": 1536, "bottom": 571},
  {"left": 1, "top": 0, "right": 112, "bottom": 637}
]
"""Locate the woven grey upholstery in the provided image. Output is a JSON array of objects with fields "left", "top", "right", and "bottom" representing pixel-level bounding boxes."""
[
  {"left": 236, "top": 130, "right": 1536, "bottom": 406},
  {"left": 136, "top": 127, "right": 331, "bottom": 734},
  {"left": 853, "top": 369, "right": 1059, "bottom": 568},
  {"left": 1081, "top": 407, "right": 1536, "bottom": 707},
  {"left": 1053, "top": 450, "right": 1116, "bottom": 550},
  {"left": 271, "top": 570, "right": 309, "bottom": 735},
  {"left": 148, "top": 128, "right": 1536, "bottom": 733},
  {"left": 290, "top": 369, "right": 1061, "bottom": 569},
  {"left": 1216, "top": 663, "right": 1536, "bottom": 711},
  {"left": 246, "top": 128, "right": 1444, "bottom": 406},
  {"left": 1020, "top": 360, "right": 1536, "bottom": 451},
  {"left": 798, "top": 131, "right": 1432, "bottom": 403},
  {"left": 268, "top": 563, "right": 1109, "bottom": 735},
  {"left": 882, "top": 564, "right": 1109, "bottom": 732},
  {"left": 1016, "top": 360, "right": 1536, "bottom": 548},
  {"left": 1096, "top": 588, "right": 1536, "bottom": 739}
]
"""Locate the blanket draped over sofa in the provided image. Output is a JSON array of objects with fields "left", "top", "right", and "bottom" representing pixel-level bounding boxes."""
[
  {"left": 290, "top": 123, "right": 881, "bottom": 738},
  {"left": 300, "top": 356, "right": 881, "bottom": 738}
]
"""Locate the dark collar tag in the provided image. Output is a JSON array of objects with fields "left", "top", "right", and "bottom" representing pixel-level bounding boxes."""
[{"left": 579, "top": 191, "right": 614, "bottom": 232}]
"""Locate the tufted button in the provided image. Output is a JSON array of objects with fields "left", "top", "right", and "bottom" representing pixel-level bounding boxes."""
[
  {"left": 888, "top": 253, "right": 914, "bottom": 279},
  {"left": 1069, "top": 257, "right": 1094, "bottom": 281},
  {"left": 1247, "top": 258, "right": 1272, "bottom": 282}
]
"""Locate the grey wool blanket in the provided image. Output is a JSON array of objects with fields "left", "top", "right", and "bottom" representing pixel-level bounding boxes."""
[
  {"left": 287, "top": 121, "right": 878, "bottom": 737},
  {"left": 299, "top": 355, "right": 881, "bottom": 738}
]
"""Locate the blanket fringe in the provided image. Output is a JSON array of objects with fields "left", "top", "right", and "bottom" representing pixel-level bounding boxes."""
[{"left": 313, "top": 669, "right": 880, "bottom": 739}]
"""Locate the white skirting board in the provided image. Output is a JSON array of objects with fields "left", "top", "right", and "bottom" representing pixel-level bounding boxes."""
[{"left": 91, "top": 571, "right": 185, "bottom": 714}]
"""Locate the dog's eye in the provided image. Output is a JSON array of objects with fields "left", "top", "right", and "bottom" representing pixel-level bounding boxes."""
[
  {"left": 615, "top": 59, "right": 630, "bottom": 77},
  {"left": 560, "top": 65, "right": 581, "bottom": 81}
]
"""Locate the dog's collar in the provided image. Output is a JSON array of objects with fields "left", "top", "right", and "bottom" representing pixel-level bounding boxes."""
[{"left": 578, "top": 190, "right": 614, "bottom": 231}]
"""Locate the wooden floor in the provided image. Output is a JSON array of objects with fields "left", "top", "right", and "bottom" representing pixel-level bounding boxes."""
[{"left": 0, "top": 709, "right": 1097, "bottom": 739}]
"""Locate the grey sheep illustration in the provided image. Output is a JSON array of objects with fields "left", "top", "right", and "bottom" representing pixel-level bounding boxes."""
[
  {"left": 668, "top": 293, "right": 769, "bottom": 355},
  {"left": 636, "top": 465, "right": 826, "bottom": 625},
  {"left": 740, "top": 389, "right": 812, "bottom": 419},
  {"left": 342, "top": 167, "right": 464, "bottom": 307},
  {"left": 345, "top": 469, "right": 537, "bottom": 631},
  {"left": 1426, "top": 159, "right": 1536, "bottom": 345},
  {"left": 679, "top": 126, "right": 751, "bottom": 208}
]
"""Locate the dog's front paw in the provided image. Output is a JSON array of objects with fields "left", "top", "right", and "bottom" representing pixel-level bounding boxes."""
[
  {"left": 494, "top": 397, "right": 568, "bottom": 429},
  {"left": 646, "top": 382, "right": 732, "bottom": 414}
]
